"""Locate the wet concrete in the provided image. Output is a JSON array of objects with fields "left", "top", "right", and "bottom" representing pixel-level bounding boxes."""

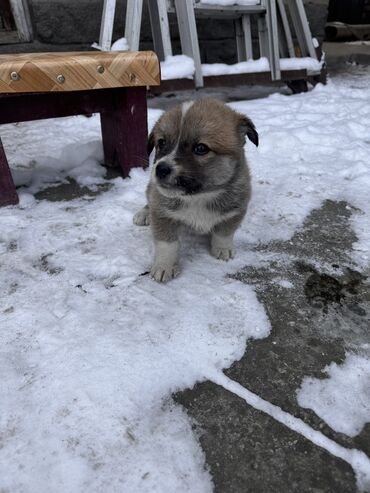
[
  {"left": 33, "top": 170, "right": 120, "bottom": 202},
  {"left": 175, "top": 200, "right": 370, "bottom": 492}
]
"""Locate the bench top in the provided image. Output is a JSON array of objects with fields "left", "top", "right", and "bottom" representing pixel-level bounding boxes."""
[{"left": 0, "top": 50, "right": 160, "bottom": 94}]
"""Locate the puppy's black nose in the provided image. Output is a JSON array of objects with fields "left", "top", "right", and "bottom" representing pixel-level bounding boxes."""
[{"left": 156, "top": 163, "right": 172, "bottom": 180}]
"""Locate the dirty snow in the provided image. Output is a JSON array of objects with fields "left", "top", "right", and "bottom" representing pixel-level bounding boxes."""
[
  {"left": 1, "top": 64, "right": 370, "bottom": 492},
  {"left": 297, "top": 354, "right": 370, "bottom": 437}
]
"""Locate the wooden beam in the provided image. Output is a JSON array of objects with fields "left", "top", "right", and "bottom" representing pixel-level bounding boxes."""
[{"left": 150, "top": 68, "right": 309, "bottom": 93}]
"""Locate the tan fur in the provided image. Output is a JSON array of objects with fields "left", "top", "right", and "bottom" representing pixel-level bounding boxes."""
[{"left": 134, "top": 98, "right": 258, "bottom": 282}]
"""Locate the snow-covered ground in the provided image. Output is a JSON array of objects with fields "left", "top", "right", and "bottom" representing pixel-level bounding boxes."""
[{"left": 1, "top": 65, "right": 370, "bottom": 492}]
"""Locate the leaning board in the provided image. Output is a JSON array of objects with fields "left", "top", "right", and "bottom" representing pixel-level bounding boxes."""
[{"left": 0, "top": 50, "right": 160, "bottom": 93}]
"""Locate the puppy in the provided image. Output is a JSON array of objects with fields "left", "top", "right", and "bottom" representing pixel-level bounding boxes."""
[{"left": 133, "top": 98, "right": 258, "bottom": 282}]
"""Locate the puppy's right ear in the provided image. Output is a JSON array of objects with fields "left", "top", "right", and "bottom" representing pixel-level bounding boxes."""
[
  {"left": 239, "top": 116, "right": 259, "bottom": 147},
  {"left": 147, "top": 131, "right": 155, "bottom": 156}
]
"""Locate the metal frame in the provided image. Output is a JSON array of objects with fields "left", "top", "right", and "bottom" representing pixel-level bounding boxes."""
[
  {"left": 96, "top": 0, "right": 117, "bottom": 51},
  {"left": 174, "top": 0, "right": 203, "bottom": 87},
  {"left": 8, "top": 0, "right": 32, "bottom": 42},
  {"left": 286, "top": 0, "right": 316, "bottom": 58},
  {"left": 124, "top": 0, "right": 144, "bottom": 52},
  {"left": 94, "top": 0, "right": 319, "bottom": 88},
  {"left": 265, "top": 0, "right": 281, "bottom": 80},
  {"left": 148, "top": 0, "right": 173, "bottom": 60},
  {"left": 235, "top": 15, "right": 253, "bottom": 61}
]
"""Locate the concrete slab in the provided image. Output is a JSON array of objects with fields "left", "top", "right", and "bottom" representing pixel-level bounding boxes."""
[{"left": 175, "top": 200, "right": 370, "bottom": 492}]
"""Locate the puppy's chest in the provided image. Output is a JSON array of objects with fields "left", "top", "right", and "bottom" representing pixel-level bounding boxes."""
[{"left": 168, "top": 199, "right": 235, "bottom": 233}]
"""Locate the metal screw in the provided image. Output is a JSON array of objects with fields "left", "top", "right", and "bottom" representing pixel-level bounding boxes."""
[
  {"left": 56, "top": 74, "right": 65, "bottom": 84},
  {"left": 97, "top": 65, "right": 105, "bottom": 74},
  {"left": 10, "top": 71, "right": 20, "bottom": 81},
  {"left": 129, "top": 72, "right": 136, "bottom": 82}
]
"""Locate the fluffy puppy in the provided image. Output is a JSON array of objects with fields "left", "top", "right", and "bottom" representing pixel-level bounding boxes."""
[{"left": 133, "top": 98, "right": 258, "bottom": 282}]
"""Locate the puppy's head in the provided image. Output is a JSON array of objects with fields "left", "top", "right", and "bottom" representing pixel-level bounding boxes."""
[{"left": 148, "top": 99, "right": 258, "bottom": 196}]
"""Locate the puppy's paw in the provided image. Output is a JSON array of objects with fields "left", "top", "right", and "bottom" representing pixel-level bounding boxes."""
[
  {"left": 211, "top": 246, "right": 234, "bottom": 261},
  {"left": 150, "top": 263, "right": 180, "bottom": 283},
  {"left": 133, "top": 207, "right": 150, "bottom": 226}
]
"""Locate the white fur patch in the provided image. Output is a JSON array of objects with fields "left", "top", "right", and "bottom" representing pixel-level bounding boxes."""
[
  {"left": 167, "top": 194, "right": 238, "bottom": 234},
  {"left": 181, "top": 101, "right": 194, "bottom": 119}
]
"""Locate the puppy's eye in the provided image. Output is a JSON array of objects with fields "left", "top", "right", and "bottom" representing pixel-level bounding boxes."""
[
  {"left": 193, "top": 143, "right": 209, "bottom": 156},
  {"left": 157, "top": 138, "right": 166, "bottom": 149}
]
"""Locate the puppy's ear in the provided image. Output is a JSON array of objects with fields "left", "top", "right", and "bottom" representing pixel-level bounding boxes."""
[
  {"left": 147, "top": 131, "right": 155, "bottom": 155},
  {"left": 239, "top": 116, "right": 259, "bottom": 147}
]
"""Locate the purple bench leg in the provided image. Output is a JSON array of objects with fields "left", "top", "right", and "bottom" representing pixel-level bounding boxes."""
[
  {"left": 0, "top": 138, "right": 18, "bottom": 207},
  {"left": 100, "top": 86, "right": 149, "bottom": 177}
]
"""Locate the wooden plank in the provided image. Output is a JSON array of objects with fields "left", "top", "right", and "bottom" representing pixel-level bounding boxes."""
[
  {"left": 0, "top": 51, "right": 160, "bottom": 93},
  {"left": 0, "top": 89, "right": 118, "bottom": 124},
  {"left": 0, "top": 137, "right": 18, "bottom": 206},
  {"left": 151, "top": 68, "right": 309, "bottom": 93},
  {"left": 203, "top": 69, "right": 305, "bottom": 87},
  {"left": 194, "top": 4, "right": 265, "bottom": 16}
]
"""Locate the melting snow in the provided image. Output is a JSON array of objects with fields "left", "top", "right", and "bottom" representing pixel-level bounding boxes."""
[
  {"left": 297, "top": 354, "right": 370, "bottom": 437},
  {"left": 1, "top": 65, "right": 370, "bottom": 491}
]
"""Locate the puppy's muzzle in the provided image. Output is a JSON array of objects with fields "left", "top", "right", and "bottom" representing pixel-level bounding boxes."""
[
  {"left": 156, "top": 162, "right": 172, "bottom": 180},
  {"left": 176, "top": 176, "right": 202, "bottom": 194}
]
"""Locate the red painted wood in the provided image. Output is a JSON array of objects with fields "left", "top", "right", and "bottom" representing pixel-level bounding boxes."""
[
  {"left": 0, "top": 88, "right": 121, "bottom": 124},
  {"left": 0, "top": 86, "right": 149, "bottom": 205},
  {"left": 100, "top": 86, "right": 148, "bottom": 176},
  {"left": 0, "top": 138, "right": 18, "bottom": 206}
]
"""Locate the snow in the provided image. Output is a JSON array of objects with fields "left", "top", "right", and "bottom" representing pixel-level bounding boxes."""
[
  {"left": 202, "top": 58, "right": 269, "bottom": 76},
  {"left": 160, "top": 55, "right": 195, "bottom": 80},
  {"left": 1, "top": 64, "right": 370, "bottom": 491},
  {"left": 0, "top": 114, "right": 270, "bottom": 492},
  {"left": 111, "top": 37, "right": 130, "bottom": 51},
  {"left": 159, "top": 55, "right": 322, "bottom": 80},
  {"left": 297, "top": 354, "right": 370, "bottom": 438},
  {"left": 280, "top": 56, "right": 322, "bottom": 72}
]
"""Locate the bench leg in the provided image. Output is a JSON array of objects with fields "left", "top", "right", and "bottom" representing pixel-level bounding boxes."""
[
  {"left": 0, "top": 138, "right": 18, "bottom": 207},
  {"left": 100, "top": 86, "right": 149, "bottom": 177}
]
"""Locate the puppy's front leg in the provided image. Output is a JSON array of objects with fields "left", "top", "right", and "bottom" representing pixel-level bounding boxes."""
[
  {"left": 211, "top": 214, "right": 244, "bottom": 261},
  {"left": 133, "top": 204, "right": 150, "bottom": 226},
  {"left": 150, "top": 214, "right": 180, "bottom": 282},
  {"left": 211, "top": 232, "right": 235, "bottom": 261}
]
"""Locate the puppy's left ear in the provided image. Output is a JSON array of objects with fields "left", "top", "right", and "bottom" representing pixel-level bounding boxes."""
[
  {"left": 147, "top": 131, "right": 155, "bottom": 155},
  {"left": 239, "top": 116, "right": 259, "bottom": 147}
]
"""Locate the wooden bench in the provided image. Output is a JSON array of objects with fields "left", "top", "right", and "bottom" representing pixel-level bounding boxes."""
[{"left": 0, "top": 50, "right": 160, "bottom": 206}]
